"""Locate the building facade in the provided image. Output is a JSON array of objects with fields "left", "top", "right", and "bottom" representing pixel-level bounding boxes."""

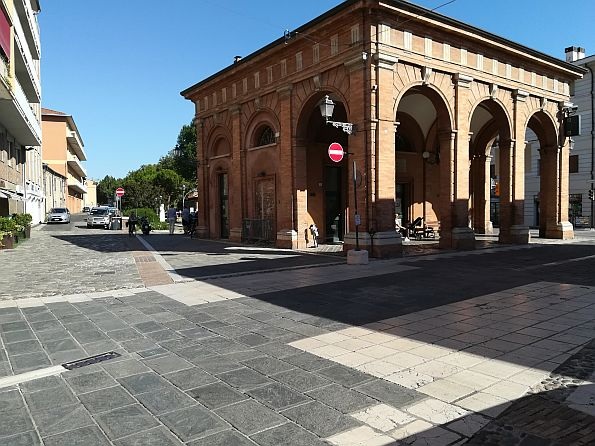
[
  {"left": 83, "top": 179, "right": 97, "bottom": 209},
  {"left": 182, "top": 0, "right": 584, "bottom": 256},
  {"left": 41, "top": 108, "right": 87, "bottom": 212},
  {"left": 0, "top": 0, "right": 43, "bottom": 221},
  {"left": 42, "top": 162, "right": 65, "bottom": 213}
]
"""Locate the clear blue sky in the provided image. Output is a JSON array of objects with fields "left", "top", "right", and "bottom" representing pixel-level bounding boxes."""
[{"left": 39, "top": 0, "right": 595, "bottom": 181}]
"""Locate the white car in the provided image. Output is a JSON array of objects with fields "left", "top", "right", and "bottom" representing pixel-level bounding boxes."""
[
  {"left": 47, "top": 207, "right": 71, "bottom": 224},
  {"left": 87, "top": 207, "right": 111, "bottom": 229}
]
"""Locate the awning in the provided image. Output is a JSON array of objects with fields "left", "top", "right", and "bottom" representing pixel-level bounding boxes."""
[
  {"left": 0, "top": 190, "right": 8, "bottom": 199},
  {"left": 0, "top": 189, "right": 22, "bottom": 201}
]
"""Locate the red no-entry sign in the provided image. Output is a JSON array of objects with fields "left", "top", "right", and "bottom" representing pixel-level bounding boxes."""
[
  {"left": 328, "top": 142, "right": 344, "bottom": 163},
  {"left": 115, "top": 187, "right": 125, "bottom": 197}
]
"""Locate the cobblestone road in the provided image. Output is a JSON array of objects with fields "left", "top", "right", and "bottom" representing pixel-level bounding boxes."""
[{"left": 0, "top": 216, "right": 143, "bottom": 300}]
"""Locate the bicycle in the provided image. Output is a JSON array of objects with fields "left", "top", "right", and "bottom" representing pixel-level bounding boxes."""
[{"left": 188, "top": 214, "right": 198, "bottom": 239}]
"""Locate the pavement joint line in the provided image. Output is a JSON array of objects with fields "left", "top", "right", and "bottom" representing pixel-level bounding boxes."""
[
  {"left": 0, "top": 365, "right": 65, "bottom": 390},
  {"left": 135, "top": 234, "right": 186, "bottom": 283},
  {"left": 521, "top": 253, "right": 595, "bottom": 270}
]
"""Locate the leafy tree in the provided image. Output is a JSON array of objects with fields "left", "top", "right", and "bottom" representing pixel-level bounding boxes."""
[
  {"left": 96, "top": 175, "right": 120, "bottom": 205},
  {"left": 158, "top": 122, "right": 197, "bottom": 182}
]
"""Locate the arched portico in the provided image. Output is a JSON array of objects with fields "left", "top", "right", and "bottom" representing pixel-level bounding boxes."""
[{"left": 294, "top": 91, "right": 351, "bottom": 249}]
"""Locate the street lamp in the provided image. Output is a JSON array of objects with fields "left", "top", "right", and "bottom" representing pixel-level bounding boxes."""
[
  {"left": 318, "top": 95, "right": 360, "bottom": 251},
  {"left": 319, "top": 95, "right": 355, "bottom": 135},
  {"left": 182, "top": 184, "right": 186, "bottom": 209}
]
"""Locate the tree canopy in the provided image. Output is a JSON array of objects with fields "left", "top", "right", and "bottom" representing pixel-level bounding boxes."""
[{"left": 95, "top": 122, "right": 197, "bottom": 211}]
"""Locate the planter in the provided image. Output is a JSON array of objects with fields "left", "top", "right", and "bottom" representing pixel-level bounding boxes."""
[
  {"left": 25, "top": 226, "right": 31, "bottom": 238},
  {"left": 1, "top": 234, "right": 14, "bottom": 249}
]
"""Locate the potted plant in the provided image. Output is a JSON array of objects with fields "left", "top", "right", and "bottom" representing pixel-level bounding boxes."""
[
  {"left": 0, "top": 217, "right": 16, "bottom": 249},
  {"left": 13, "top": 213, "right": 33, "bottom": 238}
]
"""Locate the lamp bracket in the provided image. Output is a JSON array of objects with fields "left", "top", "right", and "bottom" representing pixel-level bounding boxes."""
[{"left": 326, "top": 120, "right": 355, "bottom": 135}]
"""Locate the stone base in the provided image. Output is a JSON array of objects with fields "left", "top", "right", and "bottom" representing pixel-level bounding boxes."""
[
  {"left": 344, "top": 231, "right": 403, "bottom": 258},
  {"left": 347, "top": 249, "right": 369, "bottom": 265},
  {"left": 545, "top": 221, "right": 574, "bottom": 240},
  {"left": 452, "top": 227, "right": 475, "bottom": 250},
  {"left": 196, "top": 226, "right": 209, "bottom": 238},
  {"left": 510, "top": 225, "right": 530, "bottom": 244},
  {"left": 229, "top": 227, "right": 242, "bottom": 242},
  {"left": 276, "top": 229, "right": 298, "bottom": 249}
]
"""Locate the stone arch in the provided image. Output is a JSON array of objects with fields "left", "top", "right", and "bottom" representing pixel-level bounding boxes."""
[
  {"left": 394, "top": 82, "right": 454, "bottom": 132},
  {"left": 295, "top": 88, "right": 351, "bottom": 140},
  {"left": 205, "top": 126, "right": 233, "bottom": 159},
  {"left": 469, "top": 97, "right": 513, "bottom": 142},
  {"left": 244, "top": 109, "right": 281, "bottom": 148}
]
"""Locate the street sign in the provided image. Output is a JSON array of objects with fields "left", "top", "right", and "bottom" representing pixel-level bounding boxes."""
[
  {"left": 328, "top": 142, "right": 344, "bottom": 163},
  {"left": 115, "top": 187, "right": 125, "bottom": 197}
]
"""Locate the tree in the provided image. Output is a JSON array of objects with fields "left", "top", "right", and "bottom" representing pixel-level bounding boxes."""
[
  {"left": 158, "top": 122, "right": 197, "bottom": 182},
  {"left": 96, "top": 175, "right": 120, "bottom": 205}
]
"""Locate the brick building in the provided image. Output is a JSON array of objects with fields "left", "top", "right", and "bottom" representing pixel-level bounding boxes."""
[{"left": 182, "top": 0, "right": 585, "bottom": 256}]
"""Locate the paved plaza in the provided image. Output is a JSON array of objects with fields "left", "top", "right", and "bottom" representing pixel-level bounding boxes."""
[{"left": 0, "top": 219, "right": 594, "bottom": 445}]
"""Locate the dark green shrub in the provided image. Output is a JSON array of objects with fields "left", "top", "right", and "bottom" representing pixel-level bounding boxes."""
[
  {"left": 13, "top": 213, "right": 33, "bottom": 227},
  {"left": 124, "top": 208, "right": 158, "bottom": 222}
]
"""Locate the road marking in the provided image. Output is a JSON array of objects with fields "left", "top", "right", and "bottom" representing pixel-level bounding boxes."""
[
  {"left": 522, "top": 254, "right": 595, "bottom": 270},
  {"left": 0, "top": 366, "right": 65, "bottom": 390}
]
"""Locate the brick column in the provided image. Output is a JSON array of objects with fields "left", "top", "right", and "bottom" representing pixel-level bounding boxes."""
[
  {"left": 498, "top": 138, "right": 513, "bottom": 243},
  {"left": 195, "top": 119, "right": 209, "bottom": 238},
  {"left": 348, "top": 52, "right": 402, "bottom": 257},
  {"left": 229, "top": 106, "right": 243, "bottom": 242},
  {"left": 542, "top": 139, "right": 573, "bottom": 239},
  {"left": 447, "top": 73, "right": 475, "bottom": 249},
  {"left": 276, "top": 85, "right": 298, "bottom": 249},
  {"left": 473, "top": 153, "right": 493, "bottom": 234},
  {"left": 508, "top": 90, "right": 530, "bottom": 243}
]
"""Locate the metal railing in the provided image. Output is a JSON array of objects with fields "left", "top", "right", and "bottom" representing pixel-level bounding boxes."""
[{"left": 242, "top": 219, "right": 273, "bottom": 242}]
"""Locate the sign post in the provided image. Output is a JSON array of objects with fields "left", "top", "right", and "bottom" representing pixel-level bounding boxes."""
[
  {"left": 353, "top": 160, "right": 360, "bottom": 251},
  {"left": 115, "top": 188, "right": 125, "bottom": 212}
]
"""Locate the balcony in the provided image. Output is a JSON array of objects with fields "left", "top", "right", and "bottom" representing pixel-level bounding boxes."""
[
  {"left": 0, "top": 76, "right": 42, "bottom": 145},
  {"left": 67, "top": 176, "right": 87, "bottom": 195},
  {"left": 13, "top": 21, "right": 41, "bottom": 103},
  {"left": 67, "top": 130, "right": 87, "bottom": 161},
  {"left": 67, "top": 154, "right": 87, "bottom": 178},
  {"left": 14, "top": 0, "right": 41, "bottom": 60}
]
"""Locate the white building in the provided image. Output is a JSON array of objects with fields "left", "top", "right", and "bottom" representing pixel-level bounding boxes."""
[
  {"left": 565, "top": 47, "right": 595, "bottom": 229},
  {"left": 0, "top": 0, "right": 43, "bottom": 223}
]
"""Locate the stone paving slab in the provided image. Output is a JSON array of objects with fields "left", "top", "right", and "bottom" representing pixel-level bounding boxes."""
[{"left": 1, "top": 230, "right": 595, "bottom": 444}]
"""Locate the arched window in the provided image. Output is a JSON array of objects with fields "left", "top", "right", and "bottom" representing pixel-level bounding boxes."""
[{"left": 255, "top": 126, "right": 276, "bottom": 147}]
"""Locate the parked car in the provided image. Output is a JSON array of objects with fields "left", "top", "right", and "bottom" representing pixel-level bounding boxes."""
[
  {"left": 47, "top": 208, "right": 71, "bottom": 224},
  {"left": 82, "top": 206, "right": 91, "bottom": 213},
  {"left": 87, "top": 207, "right": 111, "bottom": 229}
]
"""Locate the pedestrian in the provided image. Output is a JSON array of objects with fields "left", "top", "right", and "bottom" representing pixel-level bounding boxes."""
[
  {"left": 182, "top": 206, "right": 190, "bottom": 234},
  {"left": 309, "top": 223, "right": 319, "bottom": 248},
  {"left": 127, "top": 212, "right": 137, "bottom": 236},
  {"left": 167, "top": 205, "right": 177, "bottom": 235}
]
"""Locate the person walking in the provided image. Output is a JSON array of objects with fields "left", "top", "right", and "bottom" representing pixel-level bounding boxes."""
[
  {"left": 182, "top": 206, "right": 190, "bottom": 234},
  {"left": 127, "top": 212, "right": 137, "bottom": 236},
  {"left": 167, "top": 205, "right": 177, "bottom": 235},
  {"left": 309, "top": 223, "right": 319, "bottom": 248}
]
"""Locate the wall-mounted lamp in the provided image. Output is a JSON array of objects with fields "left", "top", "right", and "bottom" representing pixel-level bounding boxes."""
[
  {"left": 319, "top": 95, "right": 355, "bottom": 135},
  {"left": 422, "top": 151, "right": 439, "bottom": 164}
]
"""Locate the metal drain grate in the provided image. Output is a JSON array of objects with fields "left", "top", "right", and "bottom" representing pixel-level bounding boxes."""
[{"left": 62, "top": 351, "right": 121, "bottom": 370}]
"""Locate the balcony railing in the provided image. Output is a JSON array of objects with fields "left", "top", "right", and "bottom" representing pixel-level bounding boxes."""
[
  {"left": 67, "top": 130, "right": 87, "bottom": 161},
  {"left": 13, "top": 18, "right": 41, "bottom": 102},
  {"left": 67, "top": 176, "right": 87, "bottom": 194},
  {"left": 15, "top": 0, "right": 41, "bottom": 60},
  {"left": 67, "top": 153, "right": 87, "bottom": 178}
]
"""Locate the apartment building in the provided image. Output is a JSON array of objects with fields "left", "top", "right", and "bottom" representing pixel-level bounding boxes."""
[
  {"left": 0, "top": 0, "right": 43, "bottom": 222},
  {"left": 41, "top": 108, "right": 87, "bottom": 212}
]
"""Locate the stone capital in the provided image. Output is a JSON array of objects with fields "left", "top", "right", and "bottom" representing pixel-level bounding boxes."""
[
  {"left": 373, "top": 52, "right": 399, "bottom": 70},
  {"left": 345, "top": 52, "right": 369, "bottom": 71},
  {"left": 229, "top": 105, "right": 241, "bottom": 116},
  {"left": 276, "top": 85, "right": 293, "bottom": 98},
  {"left": 513, "top": 89, "right": 529, "bottom": 102},
  {"left": 453, "top": 73, "right": 473, "bottom": 88}
]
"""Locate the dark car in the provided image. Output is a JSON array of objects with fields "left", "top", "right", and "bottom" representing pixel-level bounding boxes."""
[{"left": 82, "top": 206, "right": 91, "bottom": 213}]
